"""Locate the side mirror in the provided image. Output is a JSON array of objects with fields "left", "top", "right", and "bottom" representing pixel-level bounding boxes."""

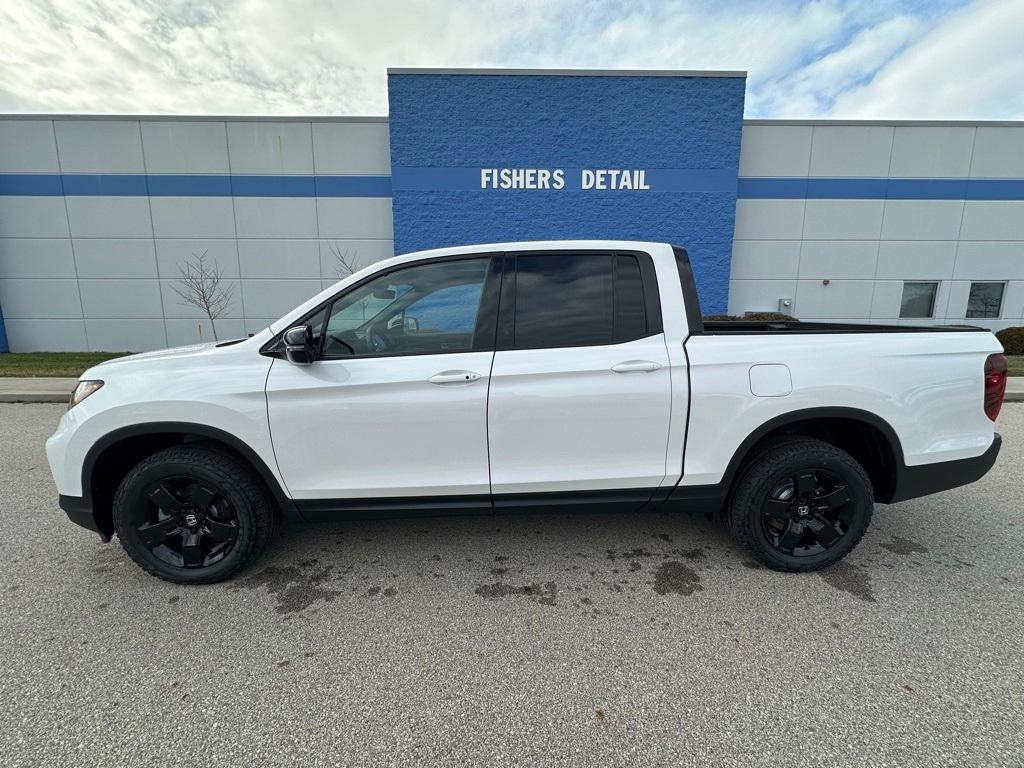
[{"left": 282, "top": 325, "right": 315, "bottom": 365}]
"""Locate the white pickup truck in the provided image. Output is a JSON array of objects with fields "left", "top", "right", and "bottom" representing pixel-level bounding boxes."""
[{"left": 46, "top": 241, "right": 1008, "bottom": 583}]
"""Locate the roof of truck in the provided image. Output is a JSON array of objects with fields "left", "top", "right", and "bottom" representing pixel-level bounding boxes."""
[{"left": 401, "top": 240, "right": 673, "bottom": 258}]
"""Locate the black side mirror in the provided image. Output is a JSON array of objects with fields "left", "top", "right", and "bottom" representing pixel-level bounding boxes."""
[{"left": 282, "top": 325, "right": 315, "bottom": 365}]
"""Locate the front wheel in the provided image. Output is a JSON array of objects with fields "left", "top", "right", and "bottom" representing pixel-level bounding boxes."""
[
  {"left": 113, "top": 445, "right": 275, "bottom": 584},
  {"left": 727, "top": 437, "right": 873, "bottom": 572}
]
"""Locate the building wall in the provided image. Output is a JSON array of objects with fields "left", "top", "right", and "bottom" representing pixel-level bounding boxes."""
[
  {"left": 387, "top": 69, "right": 746, "bottom": 314},
  {"left": 0, "top": 117, "right": 394, "bottom": 351},
  {"left": 731, "top": 121, "right": 1024, "bottom": 331},
  {"left": 1, "top": 113, "right": 1023, "bottom": 352}
]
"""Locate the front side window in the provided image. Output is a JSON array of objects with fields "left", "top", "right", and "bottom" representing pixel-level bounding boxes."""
[
  {"left": 966, "top": 282, "right": 1005, "bottom": 319},
  {"left": 320, "top": 258, "right": 490, "bottom": 358},
  {"left": 512, "top": 253, "right": 650, "bottom": 349},
  {"left": 899, "top": 281, "right": 939, "bottom": 319}
]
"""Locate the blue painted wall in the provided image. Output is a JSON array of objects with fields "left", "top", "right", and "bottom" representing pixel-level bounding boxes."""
[{"left": 387, "top": 72, "right": 746, "bottom": 313}]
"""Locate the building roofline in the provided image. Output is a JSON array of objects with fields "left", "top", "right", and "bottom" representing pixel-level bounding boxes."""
[
  {"left": 743, "top": 118, "right": 1024, "bottom": 127},
  {"left": 2, "top": 115, "right": 1020, "bottom": 127},
  {"left": 0, "top": 114, "right": 389, "bottom": 122},
  {"left": 387, "top": 67, "right": 747, "bottom": 78}
]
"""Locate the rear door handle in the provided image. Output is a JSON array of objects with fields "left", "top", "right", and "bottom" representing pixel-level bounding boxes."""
[
  {"left": 428, "top": 370, "right": 482, "bottom": 385},
  {"left": 611, "top": 360, "right": 662, "bottom": 373}
]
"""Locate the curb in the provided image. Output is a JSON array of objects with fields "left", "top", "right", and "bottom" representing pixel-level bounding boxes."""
[{"left": 0, "top": 394, "right": 70, "bottom": 403}]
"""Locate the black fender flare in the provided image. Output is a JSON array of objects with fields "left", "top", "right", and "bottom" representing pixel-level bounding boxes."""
[
  {"left": 82, "top": 421, "right": 296, "bottom": 513},
  {"left": 663, "top": 406, "right": 906, "bottom": 513}
]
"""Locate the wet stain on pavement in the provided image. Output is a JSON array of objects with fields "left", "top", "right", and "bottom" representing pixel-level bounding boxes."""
[
  {"left": 652, "top": 561, "right": 703, "bottom": 596},
  {"left": 880, "top": 536, "right": 930, "bottom": 556},
  {"left": 819, "top": 561, "right": 876, "bottom": 603},
  {"left": 607, "top": 547, "right": 653, "bottom": 561},
  {"left": 475, "top": 581, "right": 557, "bottom": 606},
  {"left": 234, "top": 562, "right": 341, "bottom": 614}
]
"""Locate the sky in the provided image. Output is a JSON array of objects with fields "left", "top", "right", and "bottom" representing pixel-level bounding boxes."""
[{"left": 1, "top": 0, "right": 1022, "bottom": 119}]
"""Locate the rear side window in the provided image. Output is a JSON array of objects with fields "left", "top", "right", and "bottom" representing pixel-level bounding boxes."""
[
  {"left": 613, "top": 254, "right": 647, "bottom": 340},
  {"left": 511, "top": 253, "right": 651, "bottom": 349}
]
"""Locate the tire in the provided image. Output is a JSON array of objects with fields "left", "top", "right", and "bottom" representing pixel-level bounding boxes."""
[
  {"left": 727, "top": 436, "right": 873, "bottom": 572},
  {"left": 113, "top": 445, "right": 274, "bottom": 584}
]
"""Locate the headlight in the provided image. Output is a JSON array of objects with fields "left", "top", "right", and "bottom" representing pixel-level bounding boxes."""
[{"left": 69, "top": 380, "right": 104, "bottom": 410}]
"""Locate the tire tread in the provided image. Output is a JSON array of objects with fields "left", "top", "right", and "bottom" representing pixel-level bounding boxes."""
[
  {"left": 113, "top": 445, "right": 274, "bottom": 584},
  {"left": 727, "top": 436, "right": 873, "bottom": 572}
]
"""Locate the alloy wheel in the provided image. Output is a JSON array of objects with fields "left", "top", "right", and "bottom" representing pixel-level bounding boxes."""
[
  {"left": 760, "top": 468, "right": 855, "bottom": 557},
  {"left": 136, "top": 476, "right": 239, "bottom": 568}
]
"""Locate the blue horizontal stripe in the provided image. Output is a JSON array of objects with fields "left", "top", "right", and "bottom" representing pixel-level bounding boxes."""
[
  {"left": 230, "top": 175, "right": 316, "bottom": 197},
  {"left": 315, "top": 175, "right": 394, "bottom": 197},
  {"left": 0, "top": 174, "right": 64, "bottom": 195},
  {"left": 737, "top": 177, "right": 1024, "bottom": 200},
  {"left": 2, "top": 173, "right": 1024, "bottom": 200},
  {"left": 0, "top": 173, "right": 392, "bottom": 197},
  {"left": 147, "top": 175, "right": 233, "bottom": 196},
  {"left": 392, "top": 167, "right": 739, "bottom": 193},
  {"left": 60, "top": 174, "right": 149, "bottom": 196}
]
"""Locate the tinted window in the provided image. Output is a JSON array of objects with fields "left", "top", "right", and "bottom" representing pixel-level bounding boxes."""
[
  {"left": 404, "top": 283, "right": 484, "bottom": 333},
  {"left": 614, "top": 254, "right": 647, "bottom": 340},
  {"left": 966, "top": 282, "right": 1005, "bottom": 319},
  {"left": 512, "top": 253, "right": 650, "bottom": 349},
  {"left": 321, "top": 258, "right": 489, "bottom": 358},
  {"left": 900, "top": 282, "right": 939, "bottom": 319}
]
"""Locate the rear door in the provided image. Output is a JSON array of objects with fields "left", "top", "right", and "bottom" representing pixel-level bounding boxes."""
[{"left": 486, "top": 250, "right": 673, "bottom": 507}]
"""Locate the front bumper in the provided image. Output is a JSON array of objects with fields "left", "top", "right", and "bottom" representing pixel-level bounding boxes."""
[
  {"left": 889, "top": 432, "right": 1002, "bottom": 503},
  {"left": 58, "top": 494, "right": 111, "bottom": 543}
]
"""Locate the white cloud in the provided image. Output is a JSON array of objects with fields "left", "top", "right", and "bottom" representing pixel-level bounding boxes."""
[
  {"left": 0, "top": 0, "right": 1019, "bottom": 119},
  {"left": 750, "top": 15, "right": 926, "bottom": 116},
  {"left": 830, "top": 0, "right": 1024, "bottom": 118}
]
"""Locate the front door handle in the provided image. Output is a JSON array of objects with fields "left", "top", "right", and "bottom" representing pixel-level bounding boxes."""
[
  {"left": 611, "top": 360, "right": 662, "bottom": 373},
  {"left": 428, "top": 370, "right": 482, "bottom": 385}
]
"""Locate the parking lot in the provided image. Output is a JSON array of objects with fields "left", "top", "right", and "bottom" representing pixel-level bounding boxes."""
[{"left": 1, "top": 403, "right": 1021, "bottom": 767}]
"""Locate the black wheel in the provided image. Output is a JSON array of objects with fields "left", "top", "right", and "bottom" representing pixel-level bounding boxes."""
[
  {"left": 113, "top": 445, "right": 275, "bottom": 584},
  {"left": 727, "top": 437, "right": 873, "bottom": 572}
]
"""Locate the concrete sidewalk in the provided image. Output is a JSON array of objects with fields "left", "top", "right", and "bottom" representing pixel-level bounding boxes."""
[
  {"left": 2, "top": 374, "right": 1023, "bottom": 404},
  {"left": 0, "top": 377, "right": 77, "bottom": 403}
]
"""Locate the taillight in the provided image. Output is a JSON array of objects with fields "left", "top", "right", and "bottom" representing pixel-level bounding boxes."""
[{"left": 984, "top": 353, "right": 1008, "bottom": 421}]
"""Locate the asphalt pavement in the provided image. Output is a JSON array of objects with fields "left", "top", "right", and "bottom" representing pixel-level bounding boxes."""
[{"left": 1, "top": 403, "right": 1021, "bottom": 767}]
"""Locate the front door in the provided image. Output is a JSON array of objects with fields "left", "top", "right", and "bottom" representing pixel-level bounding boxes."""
[
  {"left": 487, "top": 251, "right": 673, "bottom": 505},
  {"left": 266, "top": 255, "right": 499, "bottom": 511}
]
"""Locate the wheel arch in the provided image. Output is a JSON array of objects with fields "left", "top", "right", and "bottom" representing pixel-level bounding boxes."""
[
  {"left": 82, "top": 422, "right": 295, "bottom": 539},
  {"left": 719, "top": 407, "right": 906, "bottom": 506}
]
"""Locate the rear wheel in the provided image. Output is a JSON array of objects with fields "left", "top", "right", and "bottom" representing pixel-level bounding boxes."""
[
  {"left": 113, "top": 445, "right": 274, "bottom": 584},
  {"left": 727, "top": 437, "right": 873, "bottom": 572}
]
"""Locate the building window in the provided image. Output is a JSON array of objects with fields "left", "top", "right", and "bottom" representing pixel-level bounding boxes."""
[
  {"left": 966, "top": 282, "right": 1005, "bottom": 319},
  {"left": 899, "top": 282, "right": 939, "bottom": 319}
]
